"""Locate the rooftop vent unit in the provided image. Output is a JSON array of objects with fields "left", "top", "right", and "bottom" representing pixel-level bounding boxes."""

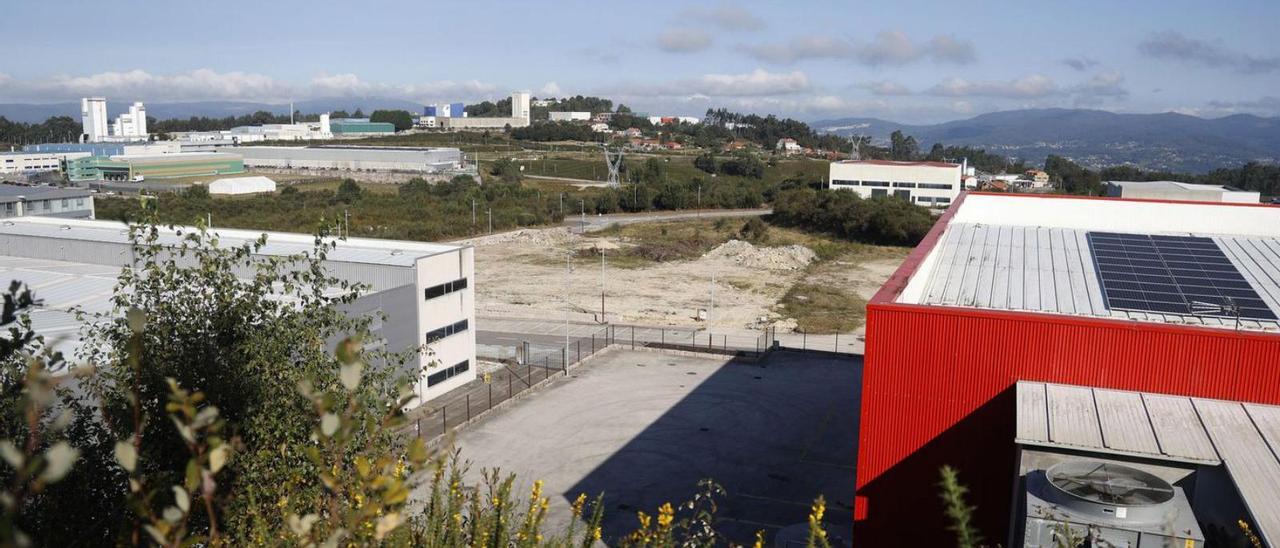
[{"left": 1023, "top": 460, "right": 1204, "bottom": 547}]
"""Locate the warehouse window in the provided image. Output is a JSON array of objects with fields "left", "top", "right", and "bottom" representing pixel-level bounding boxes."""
[
  {"left": 61, "top": 199, "right": 68, "bottom": 208},
  {"left": 892, "top": 182, "right": 916, "bottom": 188},
  {"left": 424, "top": 277, "right": 468, "bottom": 300},
  {"left": 76, "top": 198, "right": 84, "bottom": 207},
  {"left": 831, "top": 179, "right": 858, "bottom": 186},
  {"left": 935, "top": 197, "right": 952, "bottom": 204},
  {"left": 425, "top": 319, "right": 469, "bottom": 343},
  {"left": 871, "top": 188, "right": 888, "bottom": 197},
  {"left": 426, "top": 359, "right": 471, "bottom": 387},
  {"left": 918, "top": 183, "right": 953, "bottom": 190},
  {"left": 861, "top": 181, "right": 890, "bottom": 187}
]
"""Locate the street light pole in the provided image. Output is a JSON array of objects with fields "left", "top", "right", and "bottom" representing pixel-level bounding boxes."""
[
  {"left": 579, "top": 199, "right": 585, "bottom": 234},
  {"left": 709, "top": 268, "right": 715, "bottom": 341},
  {"left": 487, "top": 208, "right": 493, "bottom": 234},
  {"left": 565, "top": 250, "right": 572, "bottom": 353},
  {"left": 600, "top": 248, "right": 606, "bottom": 322}
]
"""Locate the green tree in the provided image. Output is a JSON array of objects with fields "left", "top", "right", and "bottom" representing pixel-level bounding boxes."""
[
  {"left": 694, "top": 152, "right": 717, "bottom": 174},
  {"left": 334, "top": 179, "right": 363, "bottom": 203},
  {"left": 369, "top": 110, "right": 414, "bottom": 131},
  {"left": 889, "top": 130, "right": 919, "bottom": 161},
  {"left": 926, "top": 142, "right": 945, "bottom": 161}
]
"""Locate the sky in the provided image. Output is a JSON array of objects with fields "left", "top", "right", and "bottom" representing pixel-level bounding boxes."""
[{"left": 2, "top": 0, "right": 1279, "bottom": 123}]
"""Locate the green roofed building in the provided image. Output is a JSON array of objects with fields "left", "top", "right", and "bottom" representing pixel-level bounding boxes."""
[
  {"left": 67, "top": 152, "right": 245, "bottom": 182},
  {"left": 328, "top": 118, "right": 395, "bottom": 136}
]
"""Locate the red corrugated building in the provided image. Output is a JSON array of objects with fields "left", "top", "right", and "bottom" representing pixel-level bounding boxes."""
[{"left": 854, "top": 191, "right": 1280, "bottom": 546}]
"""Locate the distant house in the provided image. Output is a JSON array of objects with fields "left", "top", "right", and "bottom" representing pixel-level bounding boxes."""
[
  {"left": 591, "top": 112, "right": 615, "bottom": 123},
  {"left": 776, "top": 138, "right": 802, "bottom": 155},
  {"left": 590, "top": 123, "right": 611, "bottom": 133},
  {"left": 725, "top": 139, "right": 755, "bottom": 151},
  {"left": 664, "top": 142, "right": 683, "bottom": 150},
  {"left": 983, "top": 180, "right": 1009, "bottom": 192},
  {"left": 621, "top": 128, "right": 643, "bottom": 138},
  {"left": 1024, "top": 169, "right": 1050, "bottom": 187}
]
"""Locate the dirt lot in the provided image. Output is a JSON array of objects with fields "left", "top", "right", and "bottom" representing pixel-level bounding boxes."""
[{"left": 462, "top": 218, "right": 908, "bottom": 333}]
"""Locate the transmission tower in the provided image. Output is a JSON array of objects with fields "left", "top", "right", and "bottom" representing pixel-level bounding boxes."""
[{"left": 601, "top": 144, "right": 624, "bottom": 188}]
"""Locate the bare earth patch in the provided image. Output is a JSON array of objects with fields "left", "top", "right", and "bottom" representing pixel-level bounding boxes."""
[{"left": 469, "top": 222, "right": 908, "bottom": 332}]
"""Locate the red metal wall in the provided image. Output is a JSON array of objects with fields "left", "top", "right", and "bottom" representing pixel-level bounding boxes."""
[{"left": 852, "top": 192, "right": 1280, "bottom": 546}]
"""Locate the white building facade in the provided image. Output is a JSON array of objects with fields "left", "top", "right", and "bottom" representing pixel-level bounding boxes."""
[
  {"left": 0, "top": 217, "right": 475, "bottom": 407},
  {"left": 549, "top": 111, "right": 591, "bottom": 122},
  {"left": 1, "top": 151, "right": 91, "bottom": 174},
  {"left": 81, "top": 98, "right": 109, "bottom": 142},
  {"left": 829, "top": 160, "right": 963, "bottom": 207}
]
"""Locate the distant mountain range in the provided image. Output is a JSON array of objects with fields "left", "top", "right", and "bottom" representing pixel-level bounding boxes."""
[
  {"left": 0, "top": 97, "right": 426, "bottom": 123},
  {"left": 813, "top": 108, "right": 1280, "bottom": 173}
]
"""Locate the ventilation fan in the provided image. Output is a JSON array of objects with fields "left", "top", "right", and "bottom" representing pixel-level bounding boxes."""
[{"left": 1047, "top": 460, "right": 1175, "bottom": 511}]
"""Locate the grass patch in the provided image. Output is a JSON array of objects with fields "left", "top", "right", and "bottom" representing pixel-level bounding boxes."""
[{"left": 778, "top": 282, "right": 867, "bottom": 333}]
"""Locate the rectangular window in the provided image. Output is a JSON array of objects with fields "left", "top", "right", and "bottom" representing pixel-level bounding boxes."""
[
  {"left": 916, "top": 196, "right": 934, "bottom": 203},
  {"left": 893, "top": 189, "right": 911, "bottom": 200},
  {"left": 425, "top": 319, "right": 469, "bottom": 343},
  {"left": 76, "top": 198, "right": 84, "bottom": 206},
  {"left": 935, "top": 197, "right": 952, "bottom": 204},
  {"left": 861, "top": 181, "right": 890, "bottom": 187},
  {"left": 917, "top": 183, "right": 953, "bottom": 190},
  {"left": 892, "top": 182, "right": 916, "bottom": 188},
  {"left": 871, "top": 188, "right": 888, "bottom": 197},
  {"left": 426, "top": 359, "right": 471, "bottom": 387},
  {"left": 831, "top": 179, "right": 858, "bottom": 187},
  {"left": 424, "top": 277, "right": 468, "bottom": 300},
  {"left": 61, "top": 199, "right": 68, "bottom": 208},
  {"left": 42, "top": 201, "right": 50, "bottom": 210}
]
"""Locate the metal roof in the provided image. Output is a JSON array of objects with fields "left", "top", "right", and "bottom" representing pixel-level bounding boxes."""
[
  {"left": 0, "top": 185, "right": 93, "bottom": 200},
  {"left": 1016, "top": 381, "right": 1280, "bottom": 546},
  {"left": 0, "top": 217, "right": 463, "bottom": 268},
  {"left": 907, "top": 222, "right": 1280, "bottom": 332}
]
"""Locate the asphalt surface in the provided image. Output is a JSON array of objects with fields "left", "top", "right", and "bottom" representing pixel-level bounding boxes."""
[{"left": 427, "top": 349, "right": 860, "bottom": 545}]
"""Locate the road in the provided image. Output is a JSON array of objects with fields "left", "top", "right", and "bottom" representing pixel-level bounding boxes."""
[{"left": 561, "top": 207, "right": 772, "bottom": 233}]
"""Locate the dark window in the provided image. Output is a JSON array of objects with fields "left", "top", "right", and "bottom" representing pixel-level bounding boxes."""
[
  {"left": 425, "top": 319, "right": 469, "bottom": 343},
  {"left": 918, "top": 183, "right": 953, "bottom": 190},
  {"left": 934, "top": 197, "right": 951, "bottom": 204},
  {"left": 892, "top": 182, "right": 916, "bottom": 188},
  {"left": 831, "top": 179, "right": 858, "bottom": 186},
  {"left": 61, "top": 199, "right": 68, "bottom": 208},
  {"left": 424, "top": 277, "right": 469, "bottom": 300},
  {"left": 893, "top": 189, "right": 911, "bottom": 200},
  {"left": 871, "top": 188, "right": 888, "bottom": 197},
  {"left": 426, "top": 359, "right": 471, "bottom": 387},
  {"left": 861, "top": 181, "right": 890, "bottom": 187}
]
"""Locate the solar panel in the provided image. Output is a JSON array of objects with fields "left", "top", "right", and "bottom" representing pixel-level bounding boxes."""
[{"left": 1086, "top": 231, "right": 1277, "bottom": 321}]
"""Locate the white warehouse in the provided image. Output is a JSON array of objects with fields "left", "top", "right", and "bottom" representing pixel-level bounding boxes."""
[
  {"left": 0, "top": 217, "right": 475, "bottom": 407},
  {"left": 234, "top": 145, "right": 464, "bottom": 173},
  {"left": 829, "top": 160, "right": 963, "bottom": 207}
]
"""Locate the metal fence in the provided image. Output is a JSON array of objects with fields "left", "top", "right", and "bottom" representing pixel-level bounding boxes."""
[{"left": 415, "top": 324, "right": 614, "bottom": 441}]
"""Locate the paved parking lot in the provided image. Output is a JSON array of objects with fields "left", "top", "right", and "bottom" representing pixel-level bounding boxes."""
[{"left": 421, "top": 348, "right": 860, "bottom": 544}]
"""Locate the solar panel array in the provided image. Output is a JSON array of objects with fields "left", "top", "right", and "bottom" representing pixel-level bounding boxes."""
[{"left": 1087, "top": 231, "right": 1277, "bottom": 321}]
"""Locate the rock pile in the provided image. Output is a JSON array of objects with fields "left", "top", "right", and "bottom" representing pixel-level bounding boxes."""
[{"left": 704, "top": 239, "right": 817, "bottom": 271}]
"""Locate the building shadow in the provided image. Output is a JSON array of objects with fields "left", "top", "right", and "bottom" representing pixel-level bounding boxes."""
[{"left": 565, "top": 350, "right": 862, "bottom": 543}]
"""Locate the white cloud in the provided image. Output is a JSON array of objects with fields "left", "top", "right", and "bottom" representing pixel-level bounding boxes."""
[
  {"left": 1139, "top": 31, "right": 1280, "bottom": 74},
  {"left": 538, "top": 82, "right": 563, "bottom": 97},
  {"left": 0, "top": 69, "right": 503, "bottom": 105},
  {"left": 0, "top": 69, "right": 293, "bottom": 103},
  {"left": 614, "top": 69, "right": 810, "bottom": 98},
  {"left": 740, "top": 31, "right": 976, "bottom": 66},
  {"left": 1071, "top": 71, "right": 1128, "bottom": 105},
  {"left": 680, "top": 3, "right": 765, "bottom": 32},
  {"left": 927, "top": 74, "right": 1058, "bottom": 99},
  {"left": 658, "top": 28, "right": 713, "bottom": 53},
  {"left": 862, "top": 80, "right": 913, "bottom": 96}
]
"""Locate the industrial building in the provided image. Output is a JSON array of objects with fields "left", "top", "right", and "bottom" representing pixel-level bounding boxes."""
[
  {"left": 1, "top": 150, "right": 91, "bottom": 176},
  {"left": 0, "top": 184, "right": 94, "bottom": 219},
  {"left": 233, "top": 146, "right": 463, "bottom": 173},
  {"left": 548, "top": 111, "right": 591, "bottom": 122},
  {"left": 1105, "top": 180, "right": 1261, "bottom": 203},
  {"left": 67, "top": 152, "right": 245, "bottom": 182},
  {"left": 828, "top": 159, "right": 964, "bottom": 206},
  {"left": 81, "top": 97, "right": 148, "bottom": 142},
  {"left": 328, "top": 118, "right": 396, "bottom": 136},
  {"left": 23, "top": 142, "right": 181, "bottom": 157},
  {"left": 439, "top": 91, "right": 531, "bottom": 130},
  {"left": 228, "top": 114, "right": 332, "bottom": 142},
  {"left": 208, "top": 176, "right": 277, "bottom": 195},
  {"left": 855, "top": 192, "right": 1280, "bottom": 546},
  {"left": 0, "top": 216, "right": 475, "bottom": 406}
]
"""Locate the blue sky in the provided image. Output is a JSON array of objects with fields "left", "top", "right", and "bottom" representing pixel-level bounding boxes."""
[{"left": 2, "top": 0, "right": 1278, "bottom": 123}]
